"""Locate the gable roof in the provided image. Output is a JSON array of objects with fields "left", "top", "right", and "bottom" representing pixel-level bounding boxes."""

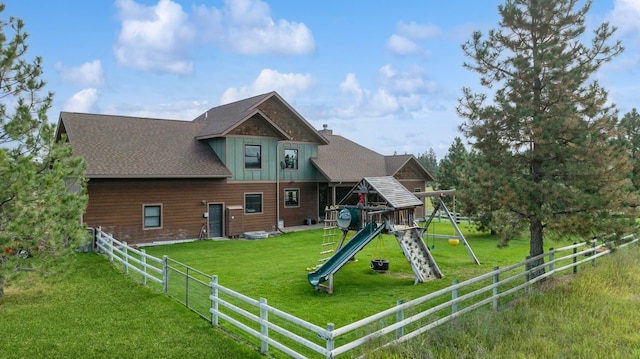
[
  {"left": 311, "top": 131, "right": 434, "bottom": 183},
  {"left": 57, "top": 113, "right": 231, "bottom": 179},
  {"left": 193, "top": 91, "right": 329, "bottom": 145},
  {"left": 347, "top": 176, "right": 424, "bottom": 209}
]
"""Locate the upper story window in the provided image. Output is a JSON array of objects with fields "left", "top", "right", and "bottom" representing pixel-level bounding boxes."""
[
  {"left": 143, "top": 204, "right": 162, "bottom": 229},
  {"left": 245, "top": 144, "right": 261, "bottom": 169},
  {"left": 284, "top": 149, "right": 298, "bottom": 170}
]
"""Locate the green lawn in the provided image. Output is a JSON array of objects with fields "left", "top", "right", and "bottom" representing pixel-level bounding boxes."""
[
  {"left": 141, "top": 222, "right": 533, "bottom": 326},
  {"left": 0, "top": 255, "right": 262, "bottom": 359},
  {"left": 1, "top": 224, "right": 637, "bottom": 359}
]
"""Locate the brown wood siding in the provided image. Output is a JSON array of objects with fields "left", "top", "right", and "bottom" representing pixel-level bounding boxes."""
[
  {"left": 84, "top": 178, "right": 319, "bottom": 245},
  {"left": 278, "top": 181, "right": 318, "bottom": 226},
  {"left": 395, "top": 161, "right": 429, "bottom": 180},
  {"left": 229, "top": 114, "right": 282, "bottom": 137},
  {"left": 258, "top": 99, "right": 318, "bottom": 143}
]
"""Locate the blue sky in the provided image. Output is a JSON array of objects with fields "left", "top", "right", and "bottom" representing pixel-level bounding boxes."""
[{"left": 5, "top": 0, "right": 640, "bottom": 159}]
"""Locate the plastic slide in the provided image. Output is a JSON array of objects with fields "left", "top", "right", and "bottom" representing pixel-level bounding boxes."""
[{"left": 308, "top": 221, "right": 385, "bottom": 287}]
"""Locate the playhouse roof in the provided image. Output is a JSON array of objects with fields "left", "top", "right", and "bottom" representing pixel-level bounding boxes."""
[{"left": 354, "top": 176, "right": 424, "bottom": 209}]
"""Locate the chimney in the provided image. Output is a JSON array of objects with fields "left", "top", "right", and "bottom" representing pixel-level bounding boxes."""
[{"left": 319, "top": 123, "right": 332, "bottom": 135}]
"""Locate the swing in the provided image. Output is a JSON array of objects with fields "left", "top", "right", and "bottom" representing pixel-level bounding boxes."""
[
  {"left": 370, "top": 226, "right": 389, "bottom": 272},
  {"left": 448, "top": 195, "right": 460, "bottom": 246}
]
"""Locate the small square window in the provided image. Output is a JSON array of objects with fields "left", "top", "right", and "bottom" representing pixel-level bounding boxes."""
[
  {"left": 284, "top": 189, "right": 299, "bottom": 207},
  {"left": 284, "top": 149, "right": 298, "bottom": 170},
  {"left": 143, "top": 204, "right": 162, "bottom": 229},
  {"left": 245, "top": 193, "right": 263, "bottom": 214},
  {"left": 245, "top": 144, "right": 261, "bottom": 169}
]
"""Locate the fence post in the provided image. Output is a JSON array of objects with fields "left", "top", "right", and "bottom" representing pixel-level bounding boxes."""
[
  {"left": 123, "top": 241, "right": 128, "bottom": 274},
  {"left": 185, "top": 267, "right": 190, "bottom": 308},
  {"left": 396, "top": 299, "right": 404, "bottom": 339},
  {"left": 573, "top": 242, "right": 577, "bottom": 274},
  {"left": 260, "top": 298, "right": 269, "bottom": 354},
  {"left": 108, "top": 233, "right": 114, "bottom": 262},
  {"left": 591, "top": 239, "right": 597, "bottom": 266},
  {"left": 524, "top": 256, "right": 531, "bottom": 294},
  {"left": 141, "top": 249, "right": 147, "bottom": 285},
  {"left": 548, "top": 249, "right": 554, "bottom": 279},
  {"left": 492, "top": 266, "right": 499, "bottom": 311},
  {"left": 162, "top": 255, "right": 168, "bottom": 293},
  {"left": 325, "top": 323, "right": 335, "bottom": 359},
  {"left": 210, "top": 275, "right": 219, "bottom": 326},
  {"left": 452, "top": 279, "right": 459, "bottom": 314}
]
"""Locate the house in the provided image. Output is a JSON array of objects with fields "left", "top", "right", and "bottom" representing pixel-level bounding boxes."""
[{"left": 56, "top": 92, "right": 434, "bottom": 245}]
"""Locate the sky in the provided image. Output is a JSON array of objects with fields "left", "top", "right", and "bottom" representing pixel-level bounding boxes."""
[{"left": 5, "top": 0, "right": 640, "bottom": 159}]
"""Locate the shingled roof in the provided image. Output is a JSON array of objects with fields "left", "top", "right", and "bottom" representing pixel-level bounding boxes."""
[
  {"left": 352, "top": 176, "right": 424, "bottom": 209},
  {"left": 311, "top": 130, "right": 434, "bottom": 183},
  {"left": 57, "top": 113, "right": 231, "bottom": 178}
]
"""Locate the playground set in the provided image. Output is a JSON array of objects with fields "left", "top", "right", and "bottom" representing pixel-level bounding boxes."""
[{"left": 307, "top": 176, "right": 479, "bottom": 293}]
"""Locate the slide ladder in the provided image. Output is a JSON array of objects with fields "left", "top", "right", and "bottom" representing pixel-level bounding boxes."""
[
  {"left": 318, "top": 206, "right": 338, "bottom": 267},
  {"left": 395, "top": 227, "right": 443, "bottom": 283}
]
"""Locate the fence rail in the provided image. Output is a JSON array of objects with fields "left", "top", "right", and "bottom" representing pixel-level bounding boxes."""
[{"left": 94, "top": 227, "right": 638, "bottom": 358}]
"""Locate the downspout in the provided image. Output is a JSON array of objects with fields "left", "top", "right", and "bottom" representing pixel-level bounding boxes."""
[{"left": 276, "top": 140, "right": 284, "bottom": 233}]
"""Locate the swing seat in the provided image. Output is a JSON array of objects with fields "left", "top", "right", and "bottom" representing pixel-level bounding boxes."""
[
  {"left": 448, "top": 238, "right": 460, "bottom": 246},
  {"left": 370, "top": 259, "right": 389, "bottom": 272}
]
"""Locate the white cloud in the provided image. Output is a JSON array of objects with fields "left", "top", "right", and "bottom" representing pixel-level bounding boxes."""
[
  {"left": 55, "top": 60, "right": 105, "bottom": 87},
  {"left": 194, "top": 0, "right": 315, "bottom": 55},
  {"left": 396, "top": 21, "right": 442, "bottom": 39},
  {"left": 114, "top": 0, "right": 194, "bottom": 74},
  {"left": 386, "top": 21, "right": 441, "bottom": 56},
  {"left": 332, "top": 64, "right": 441, "bottom": 118},
  {"left": 609, "top": 0, "right": 640, "bottom": 35},
  {"left": 386, "top": 35, "right": 423, "bottom": 56},
  {"left": 339, "top": 73, "right": 365, "bottom": 103},
  {"left": 63, "top": 88, "right": 99, "bottom": 113},
  {"left": 221, "top": 68, "right": 315, "bottom": 104}
]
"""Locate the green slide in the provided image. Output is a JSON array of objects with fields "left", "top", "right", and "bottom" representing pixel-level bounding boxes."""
[{"left": 308, "top": 221, "right": 385, "bottom": 287}]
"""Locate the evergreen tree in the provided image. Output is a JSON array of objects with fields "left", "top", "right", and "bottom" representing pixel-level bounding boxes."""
[
  {"left": 618, "top": 108, "right": 640, "bottom": 190},
  {"left": 0, "top": 5, "right": 87, "bottom": 296},
  {"left": 457, "top": 0, "right": 635, "bottom": 266},
  {"left": 416, "top": 148, "right": 439, "bottom": 180},
  {"left": 437, "top": 137, "right": 468, "bottom": 212}
]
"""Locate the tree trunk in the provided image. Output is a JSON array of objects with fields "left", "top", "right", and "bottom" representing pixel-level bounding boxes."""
[{"left": 529, "top": 218, "right": 545, "bottom": 279}]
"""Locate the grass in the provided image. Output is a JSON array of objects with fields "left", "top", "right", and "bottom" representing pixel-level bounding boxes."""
[
  {"left": 142, "top": 221, "right": 531, "bottom": 327},
  {"left": 371, "top": 245, "right": 640, "bottom": 358},
  {"left": 2, "top": 222, "right": 629, "bottom": 358},
  {"left": 0, "top": 254, "right": 263, "bottom": 359}
]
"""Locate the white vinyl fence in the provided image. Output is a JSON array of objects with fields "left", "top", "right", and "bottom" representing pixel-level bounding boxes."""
[{"left": 94, "top": 227, "right": 638, "bottom": 358}]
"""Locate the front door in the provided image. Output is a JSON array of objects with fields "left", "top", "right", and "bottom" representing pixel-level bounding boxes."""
[{"left": 208, "top": 203, "right": 223, "bottom": 237}]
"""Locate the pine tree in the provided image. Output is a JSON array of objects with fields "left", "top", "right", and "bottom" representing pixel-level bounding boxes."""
[
  {"left": 437, "top": 137, "right": 468, "bottom": 211},
  {"left": 457, "top": 0, "right": 635, "bottom": 267},
  {"left": 0, "top": 5, "right": 87, "bottom": 296},
  {"left": 416, "top": 148, "right": 439, "bottom": 180},
  {"left": 618, "top": 109, "right": 640, "bottom": 190}
]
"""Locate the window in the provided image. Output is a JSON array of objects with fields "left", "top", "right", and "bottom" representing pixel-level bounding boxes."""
[
  {"left": 414, "top": 188, "right": 421, "bottom": 192},
  {"left": 284, "top": 189, "right": 299, "bottom": 207},
  {"left": 245, "top": 193, "right": 263, "bottom": 214},
  {"left": 284, "top": 149, "right": 298, "bottom": 170},
  {"left": 245, "top": 144, "right": 261, "bottom": 169},
  {"left": 143, "top": 204, "right": 162, "bottom": 229}
]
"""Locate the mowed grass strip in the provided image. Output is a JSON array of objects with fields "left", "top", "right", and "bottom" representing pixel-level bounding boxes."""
[{"left": 0, "top": 254, "right": 262, "bottom": 359}]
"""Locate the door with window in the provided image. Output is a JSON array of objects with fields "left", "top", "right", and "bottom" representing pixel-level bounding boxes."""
[{"left": 208, "top": 203, "right": 223, "bottom": 238}]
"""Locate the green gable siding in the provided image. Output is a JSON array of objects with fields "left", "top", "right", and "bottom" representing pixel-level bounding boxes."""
[
  {"left": 209, "top": 138, "right": 227, "bottom": 165},
  {"left": 224, "top": 137, "right": 323, "bottom": 181}
]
